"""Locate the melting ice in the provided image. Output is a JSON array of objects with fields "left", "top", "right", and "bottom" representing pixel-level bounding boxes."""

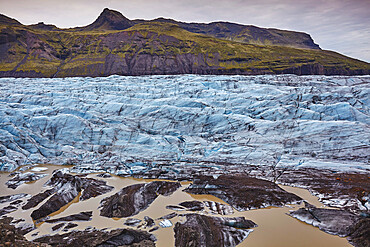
[{"left": 0, "top": 74, "right": 369, "bottom": 173}]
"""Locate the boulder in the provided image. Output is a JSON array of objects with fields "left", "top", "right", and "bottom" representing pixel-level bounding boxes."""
[
  {"left": 174, "top": 214, "right": 257, "bottom": 247},
  {"left": 100, "top": 181, "right": 181, "bottom": 218},
  {"left": 185, "top": 175, "right": 302, "bottom": 211},
  {"left": 23, "top": 170, "right": 113, "bottom": 220}
]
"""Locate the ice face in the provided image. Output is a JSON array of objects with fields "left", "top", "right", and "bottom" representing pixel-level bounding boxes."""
[{"left": 0, "top": 75, "right": 369, "bottom": 173}]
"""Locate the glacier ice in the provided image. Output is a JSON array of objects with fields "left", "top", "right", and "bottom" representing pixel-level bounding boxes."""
[{"left": 0, "top": 74, "right": 369, "bottom": 173}]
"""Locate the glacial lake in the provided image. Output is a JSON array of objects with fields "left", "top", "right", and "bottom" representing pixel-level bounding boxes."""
[{"left": 0, "top": 164, "right": 352, "bottom": 247}]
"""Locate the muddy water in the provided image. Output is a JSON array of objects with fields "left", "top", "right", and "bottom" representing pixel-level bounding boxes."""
[{"left": 0, "top": 165, "right": 352, "bottom": 247}]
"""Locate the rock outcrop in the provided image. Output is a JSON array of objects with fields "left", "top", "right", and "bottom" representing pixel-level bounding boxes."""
[
  {"left": 0, "top": 193, "right": 28, "bottom": 203},
  {"left": 100, "top": 181, "right": 181, "bottom": 218},
  {"left": 0, "top": 217, "right": 45, "bottom": 247},
  {"left": 185, "top": 175, "right": 302, "bottom": 210},
  {"left": 169, "top": 200, "right": 234, "bottom": 215},
  {"left": 289, "top": 203, "right": 360, "bottom": 237},
  {"left": 35, "top": 228, "right": 156, "bottom": 247},
  {"left": 45, "top": 211, "right": 93, "bottom": 223},
  {"left": 0, "top": 205, "right": 17, "bottom": 216},
  {"left": 289, "top": 203, "right": 370, "bottom": 247},
  {"left": 6, "top": 172, "right": 47, "bottom": 189},
  {"left": 23, "top": 170, "right": 113, "bottom": 220},
  {"left": 178, "top": 201, "right": 205, "bottom": 211},
  {"left": 347, "top": 218, "right": 370, "bottom": 247},
  {"left": 79, "top": 8, "right": 133, "bottom": 31},
  {"left": 204, "top": 201, "right": 234, "bottom": 215},
  {"left": 174, "top": 214, "right": 257, "bottom": 247},
  {"left": 278, "top": 168, "right": 370, "bottom": 211}
]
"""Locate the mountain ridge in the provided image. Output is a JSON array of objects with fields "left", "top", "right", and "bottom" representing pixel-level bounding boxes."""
[
  {"left": 76, "top": 8, "right": 133, "bottom": 31},
  {"left": 133, "top": 18, "right": 321, "bottom": 50},
  {"left": 0, "top": 8, "right": 369, "bottom": 77}
]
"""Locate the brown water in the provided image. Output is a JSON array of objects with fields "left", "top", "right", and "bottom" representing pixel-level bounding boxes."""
[{"left": 0, "top": 165, "right": 352, "bottom": 247}]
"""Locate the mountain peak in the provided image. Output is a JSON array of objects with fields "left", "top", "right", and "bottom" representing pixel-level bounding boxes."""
[{"left": 82, "top": 8, "right": 132, "bottom": 31}]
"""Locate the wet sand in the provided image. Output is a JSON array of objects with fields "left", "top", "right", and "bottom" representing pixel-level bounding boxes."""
[{"left": 0, "top": 164, "right": 352, "bottom": 247}]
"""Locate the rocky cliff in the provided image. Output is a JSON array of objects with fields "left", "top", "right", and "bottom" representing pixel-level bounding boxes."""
[{"left": 0, "top": 8, "right": 369, "bottom": 77}]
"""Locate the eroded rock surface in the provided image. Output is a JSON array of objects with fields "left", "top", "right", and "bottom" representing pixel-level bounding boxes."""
[
  {"left": 204, "top": 201, "right": 234, "bottom": 215},
  {"left": 6, "top": 172, "right": 47, "bottom": 189},
  {"left": 289, "top": 203, "right": 360, "bottom": 236},
  {"left": 0, "top": 217, "right": 43, "bottom": 247},
  {"left": 63, "top": 223, "right": 78, "bottom": 231},
  {"left": 174, "top": 214, "right": 257, "bottom": 247},
  {"left": 100, "top": 181, "right": 181, "bottom": 218},
  {"left": 278, "top": 168, "right": 370, "bottom": 211},
  {"left": 46, "top": 211, "right": 93, "bottom": 223},
  {"left": 158, "top": 212, "right": 177, "bottom": 220},
  {"left": 35, "top": 228, "right": 156, "bottom": 247},
  {"left": 124, "top": 218, "right": 142, "bottom": 227},
  {"left": 289, "top": 203, "right": 370, "bottom": 247},
  {"left": 179, "top": 201, "right": 204, "bottom": 211},
  {"left": 0, "top": 193, "right": 28, "bottom": 204},
  {"left": 0, "top": 205, "right": 17, "bottom": 216},
  {"left": 347, "top": 218, "right": 370, "bottom": 247},
  {"left": 23, "top": 170, "right": 113, "bottom": 220},
  {"left": 185, "top": 175, "right": 302, "bottom": 210}
]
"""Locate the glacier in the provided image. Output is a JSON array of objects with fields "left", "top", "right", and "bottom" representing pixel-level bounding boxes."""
[{"left": 0, "top": 74, "right": 369, "bottom": 173}]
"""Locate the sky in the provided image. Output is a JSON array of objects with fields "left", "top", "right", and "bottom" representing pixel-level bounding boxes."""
[{"left": 1, "top": 0, "right": 369, "bottom": 62}]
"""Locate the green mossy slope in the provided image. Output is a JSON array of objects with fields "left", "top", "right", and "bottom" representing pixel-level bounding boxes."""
[{"left": 0, "top": 22, "right": 369, "bottom": 77}]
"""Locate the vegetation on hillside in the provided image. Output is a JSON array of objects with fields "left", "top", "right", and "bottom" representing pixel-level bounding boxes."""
[{"left": 0, "top": 10, "right": 369, "bottom": 77}]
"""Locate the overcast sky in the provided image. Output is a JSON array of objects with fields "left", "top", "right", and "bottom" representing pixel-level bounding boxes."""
[{"left": 1, "top": 0, "right": 369, "bottom": 62}]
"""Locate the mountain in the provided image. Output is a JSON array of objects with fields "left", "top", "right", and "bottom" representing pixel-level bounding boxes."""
[
  {"left": 135, "top": 18, "right": 321, "bottom": 50},
  {"left": 0, "top": 8, "right": 369, "bottom": 77},
  {"left": 0, "top": 13, "right": 22, "bottom": 26},
  {"left": 76, "top": 8, "right": 133, "bottom": 31},
  {"left": 28, "top": 22, "right": 60, "bottom": 31}
]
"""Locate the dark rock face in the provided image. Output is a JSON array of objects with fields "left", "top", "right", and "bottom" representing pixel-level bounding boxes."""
[
  {"left": 35, "top": 228, "right": 156, "bottom": 247},
  {"left": 289, "top": 203, "right": 360, "bottom": 237},
  {"left": 52, "top": 223, "right": 65, "bottom": 231},
  {"left": 23, "top": 170, "right": 113, "bottom": 220},
  {"left": 347, "top": 218, "right": 370, "bottom": 247},
  {"left": 166, "top": 205, "right": 186, "bottom": 211},
  {"left": 46, "top": 211, "right": 92, "bottom": 223},
  {"left": 143, "top": 216, "right": 155, "bottom": 228},
  {"left": 6, "top": 172, "right": 47, "bottom": 189},
  {"left": 179, "top": 201, "right": 205, "bottom": 211},
  {"left": 158, "top": 212, "right": 177, "bottom": 220},
  {"left": 185, "top": 175, "right": 302, "bottom": 211},
  {"left": 174, "top": 214, "right": 257, "bottom": 247},
  {"left": 100, "top": 181, "right": 181, "bottom": 218},
  {"left": 0, "top": 217, "right": 43, "bottom": 247},
  {"left": 277, "top": 168, "right": 370, "bottom": 211},
  {"left": 289, "top": 203, "right": 370, "bottom": 247},
  {"left": 63, "top": 223, "right": 78, "bottom": 231}
]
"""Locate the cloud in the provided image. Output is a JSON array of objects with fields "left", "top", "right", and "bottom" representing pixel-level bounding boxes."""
[{"left": 0, "top": 0, "right": 369, "bottom": 62}]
